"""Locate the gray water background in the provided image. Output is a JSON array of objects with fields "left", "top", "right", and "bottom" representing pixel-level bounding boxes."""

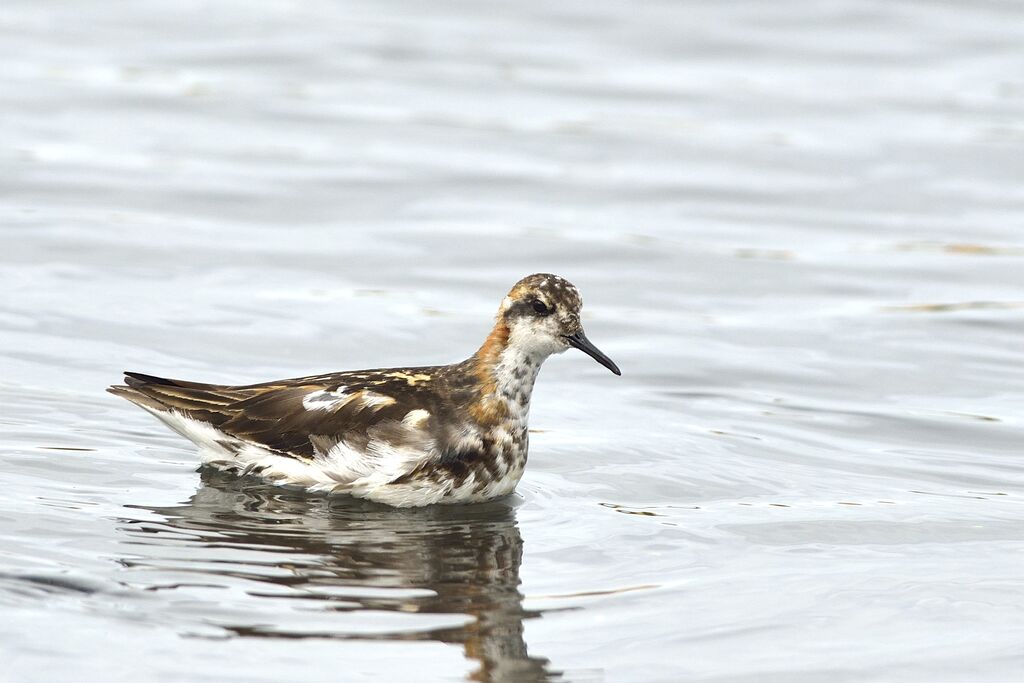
[{"left": 2, "top": 1, "right": 1024, "bottom": 680}]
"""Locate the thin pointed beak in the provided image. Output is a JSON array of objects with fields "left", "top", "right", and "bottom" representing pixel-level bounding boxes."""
[{"left": 564, "top": 330, "right": 621, "bottom": 376}]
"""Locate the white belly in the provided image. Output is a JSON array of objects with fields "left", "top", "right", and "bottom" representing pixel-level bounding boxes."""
[{"left": 146, "top": 408, "right": 529, "bottom": 507}]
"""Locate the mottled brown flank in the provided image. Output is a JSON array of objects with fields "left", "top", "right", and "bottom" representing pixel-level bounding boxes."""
[{"left": 392, "top": 434, "right": 505, "bottom": 495}]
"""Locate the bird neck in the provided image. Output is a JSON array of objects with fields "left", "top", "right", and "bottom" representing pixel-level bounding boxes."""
[{"left": 468, "top": 320, "right": 544, "bottom": 426}]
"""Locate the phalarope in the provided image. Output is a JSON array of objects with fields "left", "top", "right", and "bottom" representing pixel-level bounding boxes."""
[{"left": 109, "top": 273, "right": 620, "bottom": 507}]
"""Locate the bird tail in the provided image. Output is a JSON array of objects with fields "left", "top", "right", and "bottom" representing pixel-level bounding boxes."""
[{"left": 107, "top": 371, "right": 237, "bottom": 415}]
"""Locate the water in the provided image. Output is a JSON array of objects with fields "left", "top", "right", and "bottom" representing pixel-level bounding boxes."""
[{"left": 3, "top": 0, "right": 1024, "bottom": 680}]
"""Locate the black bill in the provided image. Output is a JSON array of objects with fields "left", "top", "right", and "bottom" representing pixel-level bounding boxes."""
[{"left": 564, "top": 330, "right": 621, "bottom": 376}]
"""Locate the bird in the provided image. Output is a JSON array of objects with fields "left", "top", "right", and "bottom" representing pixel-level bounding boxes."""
[{"left": 109, "top": 273, "right": 621, "bottom": 507}]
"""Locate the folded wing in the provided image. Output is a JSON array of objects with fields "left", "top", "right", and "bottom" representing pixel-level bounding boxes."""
[{"left": 108, "top": 371, "right": 439, "bottom": 486}]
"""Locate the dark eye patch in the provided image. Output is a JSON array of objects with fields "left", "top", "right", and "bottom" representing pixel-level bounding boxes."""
[{"left": 532, "top": 299, "right": 551, "bottom": 315}]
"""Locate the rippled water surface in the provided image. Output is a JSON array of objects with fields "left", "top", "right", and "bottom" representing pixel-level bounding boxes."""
[{"left": 3, "top": 1, "right": 1024, "bottom": 680}]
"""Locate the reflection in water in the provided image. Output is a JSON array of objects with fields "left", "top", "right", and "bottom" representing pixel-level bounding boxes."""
[{"left": 120, "top": 469, "right": 552, "bottom": 681}]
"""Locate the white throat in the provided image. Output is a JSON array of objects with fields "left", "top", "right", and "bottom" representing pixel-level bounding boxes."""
[{"left": 488, "top": 344, "right": 546, "bottom": 420}]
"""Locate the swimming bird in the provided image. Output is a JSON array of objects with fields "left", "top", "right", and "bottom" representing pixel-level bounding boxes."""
[{"left": 109, "top": 273, "right": 621, "bottom": 507}]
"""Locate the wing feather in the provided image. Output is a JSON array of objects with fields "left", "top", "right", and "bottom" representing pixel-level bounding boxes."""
[{"left": 110, "top": 371, "right": 441, "bottom": 481}]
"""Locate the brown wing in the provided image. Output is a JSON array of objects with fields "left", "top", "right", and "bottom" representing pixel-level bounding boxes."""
[
  {"left": 108, "top": 371, "right": 425, "bottom": 460},
  {"left": 108, "top": 372, "right": 250, "bottom": 422}
]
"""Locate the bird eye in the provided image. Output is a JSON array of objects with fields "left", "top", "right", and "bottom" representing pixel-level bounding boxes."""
[{"left": 532, "top": 300, "right": 550, "bottom": 315}]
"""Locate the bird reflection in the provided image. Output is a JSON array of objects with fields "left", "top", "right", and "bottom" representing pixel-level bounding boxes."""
[{"left": 121, "top": 468, "right": 553, "bottom": 681}]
